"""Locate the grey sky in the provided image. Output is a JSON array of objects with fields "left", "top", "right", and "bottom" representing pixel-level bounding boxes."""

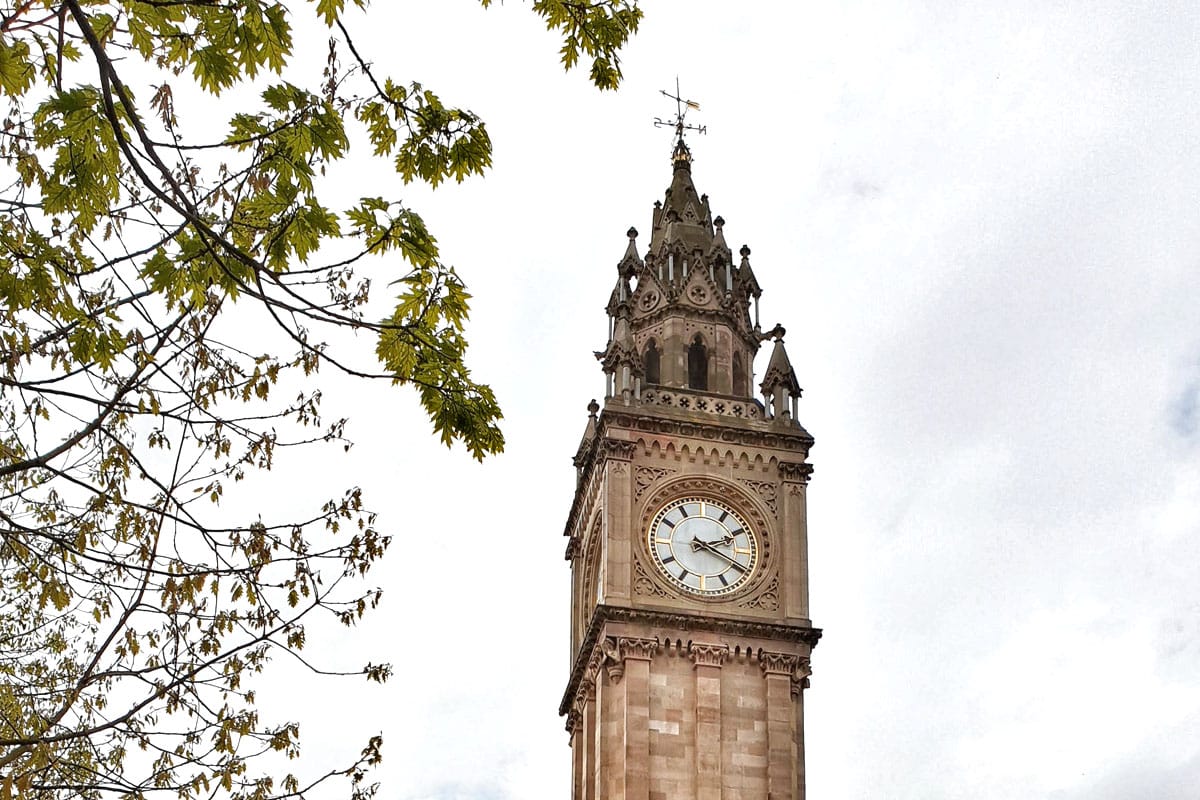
[{"left": 236, "top": 2, "right": 1200, "bottom": 798}]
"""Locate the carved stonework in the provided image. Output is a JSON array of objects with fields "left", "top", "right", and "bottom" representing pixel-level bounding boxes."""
[
  {"left": 603, "top": 440, "right": 638, "bottom": 461},
  {"left": 633, "top": 559, "right": 672, "bottom": 599},
  {"left": 576, "top": 519, "right": 602, "bottom": 645},
  {"left": 634, "top": 465, "right": 676, "bottom": 500},
  {"left": 608, "top": 411, "right": 813, "bottom": 454},
  {"left": 640, "top": 388, "right": 763, "bottom": 420},
  {"left": 739, "top": 478, "right": 779, "bottom": 514},
  {"left": 619, "top": 636, "right": 659, "bottom": 660},
  {"left": 688, "top": 642, "right": 729, "bottom": 669},
  {"left": 793, "top": 656, "right": 813, "bottom": 696},
  {"left": 601, "top": 638, "right": 624, "bottom": 683},
  {"left": 779, "top": 461, "right": 814, "bottom": 483},
  {"left": 758, "top": 650, "right": 801, "bottom": 676},
  {"left": 563, "top": 413, "right": 813, "bottom": 553},
  {"left": 559, "top": 605, "right": 821, "bottom": 716},
  {"left": 737, "top": 576, "right": 780, "bottom": 612},
  {"left": 600, "top": 635, "right": 659, "bottom": 683},
  {"left": 563, "top": 452, "right": 605, "bottom": 554},
  {"left": 758, "top": 651, "right": 812, "bottom": 697},
  {"left": 610, "top": 461, "right": 629, "bottom": 476}
]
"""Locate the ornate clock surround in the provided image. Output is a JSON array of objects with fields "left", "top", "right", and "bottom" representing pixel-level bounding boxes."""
[{"left": 634, "top": 474, "right": 775, "bottom": 603}]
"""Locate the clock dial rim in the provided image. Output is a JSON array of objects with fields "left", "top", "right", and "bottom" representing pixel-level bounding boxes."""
[{"left": 647, "top": 495, "right": 759, "bottom": 597}]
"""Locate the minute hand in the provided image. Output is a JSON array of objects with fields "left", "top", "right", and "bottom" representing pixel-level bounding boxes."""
[{"left": 691, "top": 537, "right": 749, "bottom": 572}]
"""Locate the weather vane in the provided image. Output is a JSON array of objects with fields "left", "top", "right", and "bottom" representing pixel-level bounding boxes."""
[{"left": 654, "top": 77, "right": 706, "bottom": 146}]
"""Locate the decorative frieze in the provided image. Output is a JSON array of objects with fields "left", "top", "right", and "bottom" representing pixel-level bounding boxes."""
[
  {"left": 606, "top": 413, "right": 813, "bottom": 455},
  {"left": 641, "top": 388, "right": 762, "bottom": 420},
  {"left": 560, "top": 605, "right": 821, "bottom": 716}
]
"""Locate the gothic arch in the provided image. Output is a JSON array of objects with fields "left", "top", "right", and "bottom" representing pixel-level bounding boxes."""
[{"left": 643, "top": 339, "right": 661, "bottom": 385}]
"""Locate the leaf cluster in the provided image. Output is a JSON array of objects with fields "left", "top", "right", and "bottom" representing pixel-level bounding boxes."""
[{"left": 0, "top": 0, "right": 640, "bottom": 797}]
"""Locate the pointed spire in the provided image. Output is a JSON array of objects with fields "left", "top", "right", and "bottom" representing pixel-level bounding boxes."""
[
  {"left": 618, "top": 227, "right": 643, "bottom": 279},
  {"left": 710, "top": 215, "right": 730, "bottom": 256},
  {"left": 759, "top": 325, "right": 802, "bottom": 422},
  {"left": 649, "top": 147, "right": 713, "bottom": 256},
  {"left": 738, "top": 244, "right": 761, "bottom": 298},
  {"left": 760, "top": 333, "right": 800, "bottom": 396},
  {"left": 573, "top": 399, "right": 600, "bottom": 467}
]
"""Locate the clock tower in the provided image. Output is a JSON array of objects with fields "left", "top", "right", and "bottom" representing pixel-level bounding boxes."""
[{"left": 560, "top": 133, "right": 821, "bottom": 800}]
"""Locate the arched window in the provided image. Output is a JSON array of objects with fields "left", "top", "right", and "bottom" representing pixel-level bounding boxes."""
[
  {"left": 732, "top": 351, "right": 746, "bottom": 397},
  {"left": 643, "top": 340, "right": 661, "bottom": 385},
  {"left": 687, "top": 335, "right": 708, "bottom": 391}
]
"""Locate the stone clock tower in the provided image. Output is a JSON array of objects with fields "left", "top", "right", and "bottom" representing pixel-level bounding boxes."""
[{"left": 560, "top": 134, "right": 821, "bottom": 800}]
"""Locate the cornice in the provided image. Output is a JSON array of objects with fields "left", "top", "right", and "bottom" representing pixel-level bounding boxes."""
[
  {"left": 562, "top": 409, "right": 814, "bottom": 558},
  {"left": 558, "top": 604, "right": 821, "bottom": 716},
  {"left": 604, "top": 407, "right": 814, "bottom": 451}
]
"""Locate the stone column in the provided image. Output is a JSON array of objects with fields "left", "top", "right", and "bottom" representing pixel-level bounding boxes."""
[
  {"left": 778, "top": 462, "right": 814, "bottom": 621},
  {"left": 690, "top": 642, "right": 729, "bottom": 800},
  {"left": 760, "top": 652, "right": 800, "bottom": 800},
  {"left": 792, "top": 658, "right": 812, "bottom": 800},
  {"left": 579, "top": 676, "right": 598, "bottom": 800},
  {"left": 569, "top": 702, "right": 584, "bottom": 800},
  {"left": 603, "top": 441, "right": 638, "bottom": 604},
  {"left": 601, "top": 637, "right": 657, "bottom": 800}
]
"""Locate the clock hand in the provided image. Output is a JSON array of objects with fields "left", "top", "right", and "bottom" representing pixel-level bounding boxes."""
[
  {"left": 690, "top": 535, "right": 734, "bottom": 550},
  {"left": 690, "top": 537, "right": 749, "bottom": 571}
]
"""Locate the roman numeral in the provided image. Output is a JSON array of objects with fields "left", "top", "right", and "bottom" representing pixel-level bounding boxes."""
[
  {"left": 717, "top": 510, "right": 729, "bottom": 523},
  {"left": 661, "top": 555, "right": 675, "bottom": 565},
  {"left": 717, "top": 573, "right": 729, "bottom": 587}
]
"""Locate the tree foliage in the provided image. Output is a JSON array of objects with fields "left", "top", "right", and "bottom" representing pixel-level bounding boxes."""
[{"left": 0, "top": 1, "right": 641, "bottom": 797}]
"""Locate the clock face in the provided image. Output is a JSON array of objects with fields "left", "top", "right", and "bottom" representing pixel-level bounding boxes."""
[{"left": 647, "top": 497, "right": 758, "bottom": 597}]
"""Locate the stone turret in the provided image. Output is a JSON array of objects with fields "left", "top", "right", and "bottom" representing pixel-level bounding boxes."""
[{"left": 593, "top": 136, "right": 805, "bottom": 428}]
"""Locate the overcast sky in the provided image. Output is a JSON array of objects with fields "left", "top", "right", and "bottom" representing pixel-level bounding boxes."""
[{"left": 238, "top": 2, "right": 1200, "bottom": 798}]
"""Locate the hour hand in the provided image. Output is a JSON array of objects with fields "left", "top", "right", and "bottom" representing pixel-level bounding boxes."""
[{"left": 690, "top": 535, "right": 733, "bottom": 550}]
